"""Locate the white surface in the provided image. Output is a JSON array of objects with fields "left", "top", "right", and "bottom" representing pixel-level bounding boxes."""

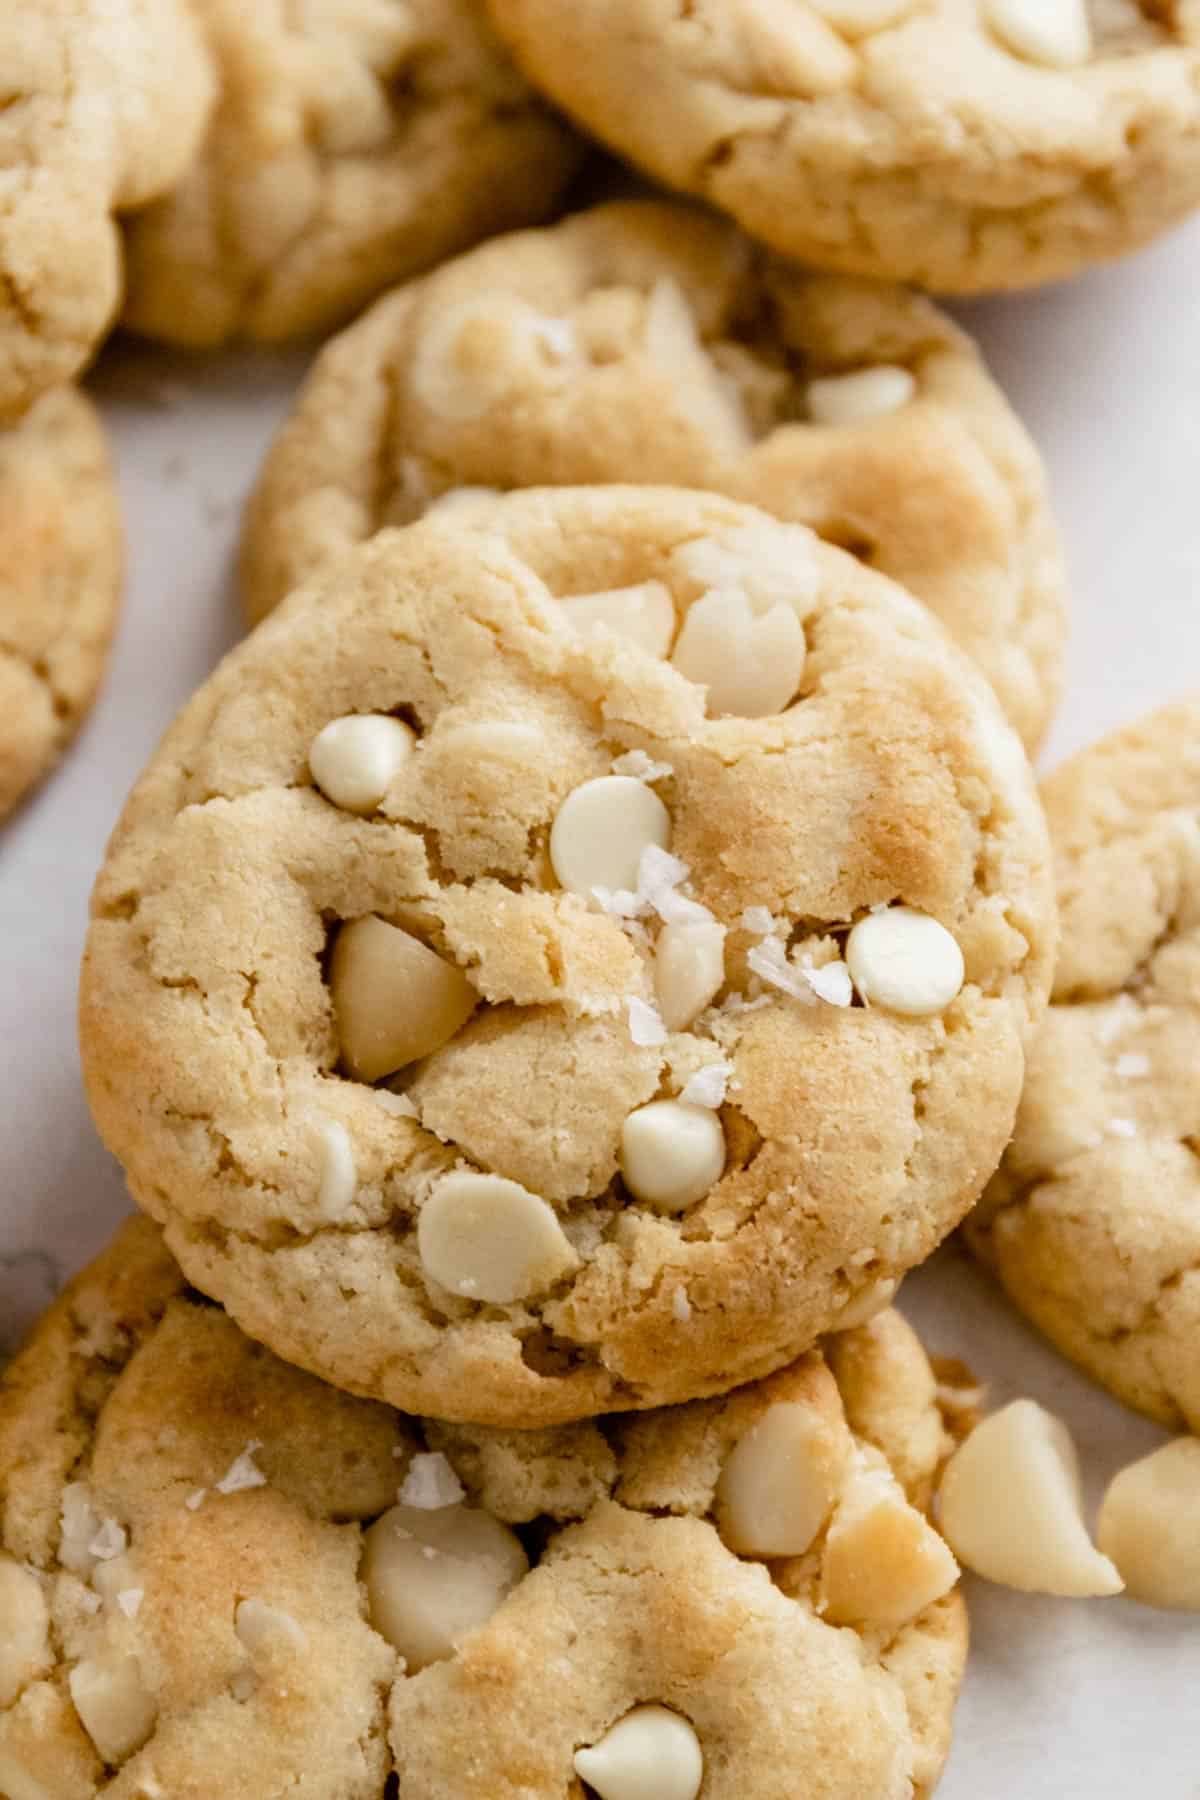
[{"left": 3, "top": 218, "right": 1200, "bottom": 1795}]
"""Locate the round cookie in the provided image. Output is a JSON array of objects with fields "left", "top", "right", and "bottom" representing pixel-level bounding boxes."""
[
  {"left": 483, "top": 0, "right": 1200, "bottom": 295},
  {"left": 0, "top": 0, "right": 215, "bottom": 419},
  {"left": 119, "top": 0, "right": 582, "bottom": 348},
  {"left": 0, "top": 1216, "right": 967, "bottom": 1799},
  {"left": 242, "top": 200, "right": 1067, "bottom": 753},
  {"left": 969, "top": 697, "right": 1200, "bottom": 1433},
  {"left": 0, "top": 388, "right": 124, "bottom": 822},
  {"left": 80, "top": 487, "right": 1054, "bottom": 1426}
]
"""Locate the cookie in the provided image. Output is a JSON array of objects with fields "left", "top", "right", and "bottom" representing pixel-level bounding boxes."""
[
  {"left": 484, "top": 0, "right": 1200, "bottom": 295},
  {"left": 0, "top": 0, "right": 215, "bottom": 419},
  {"left": 80, "top": 487, "right": 1054, "bottom": 1426},
  {"left": 242, "top": 200, "right": 1067, "bottom": 753},
  {"left": 969, "top": 697, "right": 1200, "bottom": 1433},
  {"left": 0, "top": 388, "right": 124, "bottom": 822},
  {"left": 119, "top": 0, "right": 582, "bottom": 349},
  {"left": 0, "top": 1216, "right": 967, "bottom": 1799}
]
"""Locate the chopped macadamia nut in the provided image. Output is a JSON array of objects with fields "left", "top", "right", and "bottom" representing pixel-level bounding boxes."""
[
  {"left": 398, "top": 1452, "right": 466, "bottom": 1511},
  {"left": 309, "top": 714, "right": 414, "bottom": 814},
  {"left": 845, "top": 907, "right": 964, "bottom": 1016},
  {"left": 550, "top": 776, "right": 671, "bottom": 897},
  {"left": 362, "top": 1502, "right": 528, "bottom": 1670},
  {"left": 0, "top": 1559, "right": 49, "bottom": 1707},
  {"left": 983, "top": 0, "right": 1091, "bottom": 66},
  {"left": 235, "top": 1598, "right": 309, "bottom": 1658},
  {"left": 821, "top": 1463, "right": 959, "bottom": 1627},
  {"left": 559, "top": 582, "right": 677, "bottom": 657},
  {"left": 418, "top": 1171, "right": 579, "bottom": 1304},
  {"left": 1097, "top": 1438, "right": 1200, "bottom": 1611},
  {"left": 655, "top": 919, "right": 727, "bottom": 1030},
  {"left": 670, "top": 587, "right": 807, "bottom": 718},
  {"left": 716, "top": 1402, "right": 849, "bottom": 1557},
  {"left": 331, "top": 915, "right": 477, "bottom": 1081},
  {"left": 410, "top": 298, "right": 575, "bottom": 421},
  {"left": 620, "top": 1101, "right": 726, "bottom": 1214},
  {"left": 938, "top": 1400, "right": 1123, "bottom": 1597},
  {"left": 671, "top": 524, "right": 818, "bottom": 616},
  {"left": 807, "top": 366, "right": 915, "bottom": 426},
  {"left": 832, "top": 1276, "right": 898, "bottom": 1330},
  {"left": 574, "top": 1704, "right": 704, "bottom": 1800},
  {"left": 68, "top": 1649, "right": 157, "bottom": 1764},
  {"left": 316, "top": 1117, "right": 356, "bottom": 1218}
]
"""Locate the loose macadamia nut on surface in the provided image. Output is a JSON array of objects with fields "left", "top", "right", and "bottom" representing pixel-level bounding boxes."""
[
  {"left": 1, "top": 1221, "right": 967, "bottom": 1799},
  {"left": 938, "top": 1400, "right": 1123, "bottom": 1598},
  {"left": 1097, "top": 1438, "right": 1200, "bottom": 1611},
  {"left": 81, "top": 487, "right": 1053, "bottom": 1426}
]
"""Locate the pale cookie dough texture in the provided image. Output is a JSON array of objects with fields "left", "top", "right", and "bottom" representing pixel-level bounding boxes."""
[
  {"left": 80, "top": 487, "right": 1054, "bottom": 1426},
  {"left": 484, "top": 0, "right": 1200, "bottom": 294},
  {"left": 0, "top": 389, "right": 123, "bottom": 822},
  {"left": 0, "top": 1217, "right": 967, "bottom": 1799},
  {"left": 0, "top": 0, "right": 215, "bottom": 418},
  {"left": 120, "top": 0, "right": 582, "bottom": 348},
  {"left": 970, "top": 696, "right": 1200, "bottom": 1433},
  {"left": 242, "top": 200, "right": 1067, "bottom": 753}
]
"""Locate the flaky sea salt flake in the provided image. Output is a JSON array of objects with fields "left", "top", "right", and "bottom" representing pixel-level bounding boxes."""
[
  {"left": 627, "top": 996, "right": 668, "bottom": 1047},
  {"left": 216, "top": 1442, "right": 268, "bottom": 1496},
  {"left": 398, "top": 1452, "right": 466, "bottom": 1510}
]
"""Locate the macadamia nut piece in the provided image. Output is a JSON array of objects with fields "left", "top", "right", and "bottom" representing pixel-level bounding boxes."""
[
  {"left": 418, "top": 1171, "right": 579, "bottom": 1303},
  {"left": 331, "top": 915, "right": 477, "bottom": 1081},
  {"left": 1097, "top": 1438, "right": 1200, "bottom": 1611},
  {"left": 363, "top": 1502, "right": 528, "bottom": 1670},
  {"left": 716, "top": 1402, "right": 849, "bottom": 1557}
]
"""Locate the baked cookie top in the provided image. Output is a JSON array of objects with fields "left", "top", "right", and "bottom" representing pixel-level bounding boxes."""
[
  {"left": 484, "top": 0, "right": 1200, "bottom": 294},
  {"left": 120, "top": 0, "right": 582, "bottom": 348},
  {"left": 0, "top": 1217, "right": 967, "bottom": 1799},
  {"left": 969, "top": 696, "right": 1200, "bottom": 1433},
  {"left": 81, "top": 487, "right": 1054, "bottom": 1426},
  {"left": 0, "top": 388, "right": 124, "bottom": 822},
  {"left": 0, "top": 0, "right": 215, "bottom": 418},
  {"left": 242, "top": 199, "right": 1067, "bottom": 753}
]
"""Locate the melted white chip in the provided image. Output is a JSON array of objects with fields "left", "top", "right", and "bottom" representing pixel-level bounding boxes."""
[
  {"left": 845, "top": 907, "right": 964, "bottom": 1015},
  {"left": 656, "top": 919, "right": 727, "bottom": 1031},
  {"left": 363, "top": 1502, "right": 528, "bottom": 1670},
  {"left": 574, "top": 1705, "right": 704, "bottom": 1800},
  {"left": 398, "top": 1452, "right": 466, "bottom": 1511},
  {"left": 331, "top": 914, "right": 477, "bottom": 1081},
  {"left": 983, "top": 0, "right": 1091, "bottom": 67},
  {"left": 418, "top": 1171, "right": 579, "bottom": 1303},
  {"left": 559, "top": 582, "right": 677, "bottom": 658},
  {"left": 69, "top": 1650, "right": 157, "bottom": 1764},
  {"left": 938, "top": 1400, "right": 1123, "bottom": 1597},
  {"left": 309, "top": 713, "right": 414, "bottom": 814},
  {"left": 235, "top": 1598, "right": 308, "bottom": 1657},
  {"left": 621, "top": 1101, "right": 726, "bottom": 1214},
  {"left": 1097, "top": 1439, "right": 1200, "bottom": 1611},
  {"left": 316, "top": 1117, "right": 357, "bottom": 1219},
  {"left": 670, "top": 587, "right": 807, "bottom": 718},
  {"left": 716, "top": 1403, "right": 848, "bottom": 1557},
  {"left": 807, "top": 365, "right": 916, "bottom": 426},
  {"left": 550, "top": 776, "right": 671, "bottom": 896}
]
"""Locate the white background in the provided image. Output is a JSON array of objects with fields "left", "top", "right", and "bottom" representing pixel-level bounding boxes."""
[{"left": 3, "top": 216, "right": 1199, "bottom": 1796}]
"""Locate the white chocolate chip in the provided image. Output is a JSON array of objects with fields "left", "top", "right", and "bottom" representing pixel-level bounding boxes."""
[
  {"left": 235, "top": 1597, "right": 309, "bottom": 1657},
  {"left": 68, "top": 1650, "right": 157, "bottom": 1764},
  {"left": 716, "top": 1403, "right": 849, "bottom": 1558},
  {"left": 330, "top": 915, "right": 477, "bottom": 1082},
  {"left": 559, "top": 582, "right": 677, "bottom": 658},
  {"left": 821, "top": 1463, "right": 959, "bottom": 1627},
  {"left": 418, "top": 1171, "right": 579, "bottom": 1303},
  {"left": 315, "top": 1117, "right": 356, "bottom": 1219},
  {"left": 574, "top": 1705, "right": 704, "bottom": 1800},
  {"left": 938, "top": 1400, "right": 1123, "bottom": 1597},
  {"left": 0, "top": 1559, "right": 49, "bottom": 1707},
  {"left": 1096, "top": 1438, "right": 1200, "bottom": 1611},
  {"left": 807, "top": 365, "right": 916, "bottom": 426},
  {"left": 362, "top": 1502, "right": 528, "bottom": 1670},
  {"left": 620, "top": 1101, "right": 726, "bottom": 1214},
  {"left": 398, "top": 1452, "right": 466, "bottom": 1511},
  {"left": 845, "top": 907, "right": 964, "bottom": 1016},
  {"left": 309, "top": 714, "right": 414, "bottom": 814},
  {"left": 670, "top": 587, "right": 806, "bottom": 718},
  {"left": 983, "top": 0, "right": 1092, "bottom": 67},
  {"left": 550, "top": 776, "right": 671, "bottom": 897},
  {"left": 808, "top": 0, "right": 918, "bottom": 34}
]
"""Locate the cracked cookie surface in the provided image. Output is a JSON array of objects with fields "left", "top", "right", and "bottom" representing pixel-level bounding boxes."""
[
  {"left": 119, "top": 0, "right": 582, "bottom": 348},
  {"left": 242, "top": 199, "right": 1067, "bottom": 753},
  {"left": 0, "top": 388, "right": 123, "bottom": 822},
  {"left": 0, "top": 0, "right": 215, "bottom": 418},
  {"left": 969, "top": 697, "right": 1200, "bottom": 1432},
  {"left": 0, "top": 1217, "right": 967, "bottom": 1798},
  {"left": 484, "top": 0, "right": 1200, "bottom": 294},
  {"left": 80, "top": 486, "right": 1054, "bottom": 1426}
]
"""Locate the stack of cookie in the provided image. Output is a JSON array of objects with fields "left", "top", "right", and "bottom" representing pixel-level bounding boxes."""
[{"left": 3, "top": 2, "right": 1200, "bottom": 1796}]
